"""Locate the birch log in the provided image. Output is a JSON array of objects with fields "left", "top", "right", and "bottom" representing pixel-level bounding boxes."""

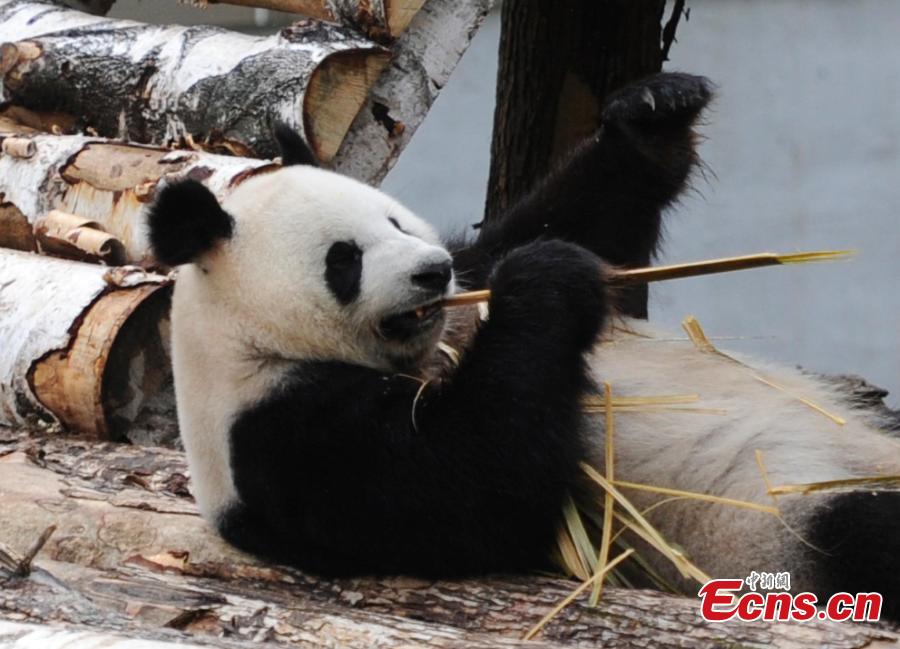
[
  {"left": 331, "top": 0, "right": 492, "bottom": 183},
  {"left": 0, "top": 433, "right": 898, "bottom": 649},
  {"left": 0, "top": 0, "right": 390, "bottom": 161},
  {"left": 0, "top": 129, "right": 277, "bottom": 263},
  {"left": 59, "top": 0, "right": 114, "bottom": 14},
  {"left": 201, "top": 0, "right": 427, "bottom": 40},
  {"left": 0, "top": 250, "right": 171, "bottom": 438}
]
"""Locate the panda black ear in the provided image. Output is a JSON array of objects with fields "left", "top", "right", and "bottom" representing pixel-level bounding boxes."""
[
  {"left": 147, "top": 179, "right": 234, "bottom": 267},
  {"left": 273, "top": 122, "right": 319, "bottom": 167}
]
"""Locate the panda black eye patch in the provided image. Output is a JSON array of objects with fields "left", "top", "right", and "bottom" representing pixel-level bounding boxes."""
[
  {"left": 388, "top": 217, "right": 409, "bottom": 235},
  {"left": 325, "top": 240, "right": 363, "bottom": 305}
]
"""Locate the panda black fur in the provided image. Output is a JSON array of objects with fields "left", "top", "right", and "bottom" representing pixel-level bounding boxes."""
[{"left": 148, "top": 73, "right": 900, "bottom": 618}]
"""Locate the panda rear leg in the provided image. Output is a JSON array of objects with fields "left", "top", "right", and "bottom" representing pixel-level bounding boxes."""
[{"left": 807, "top": 491, "right": 900, "bottom": 621}]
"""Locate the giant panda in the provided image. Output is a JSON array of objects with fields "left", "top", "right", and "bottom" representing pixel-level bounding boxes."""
[{"left": 147, "top": 72, "right": 900, "bottom": 619}]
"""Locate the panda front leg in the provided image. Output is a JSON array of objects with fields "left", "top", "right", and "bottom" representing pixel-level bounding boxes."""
[
  {"left": 222, "top": 240, "right": 608, "bottom": 577},
  {"left": 453, "top": 72, "right": 713, "bottom": 307}
]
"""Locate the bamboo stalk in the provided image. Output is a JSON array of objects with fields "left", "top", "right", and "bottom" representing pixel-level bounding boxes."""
[
  {"left": 589, "top": 382, "right": 616, "bottom": 606},
  {"left": 768, "top": 475, "right": 900, "bottom": 496},
  {"left": 523, "top": 549, "right": 635, "bottom": 641},
  {"left": 441, "top": 250, "right": 852, "bottom": 307},
  {"left": 682, "top": 315, "right": 847, "bottom": 426}
]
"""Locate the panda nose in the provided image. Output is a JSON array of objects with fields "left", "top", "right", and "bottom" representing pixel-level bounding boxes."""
[{"left": 412, "top": 260, "right": 453, "bottom": 293}]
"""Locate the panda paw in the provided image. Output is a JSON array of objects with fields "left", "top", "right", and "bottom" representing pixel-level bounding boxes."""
[
  {"left": 601, "top": 72, "right": 714, "bottom": 126},
  {"left": 489, "top": 240, "right": 608, "bottom": 351},
  {"left": 808, "top": 491, "right": 900, "bottom": 621}
]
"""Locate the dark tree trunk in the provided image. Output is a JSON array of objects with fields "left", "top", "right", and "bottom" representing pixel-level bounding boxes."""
[{"left": 485, "top": 0, "right": 674, "bottom": 317}]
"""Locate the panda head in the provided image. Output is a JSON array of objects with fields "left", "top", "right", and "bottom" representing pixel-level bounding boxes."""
[{"left": 147, "top": 127, "right": 454, "bottom": 372}]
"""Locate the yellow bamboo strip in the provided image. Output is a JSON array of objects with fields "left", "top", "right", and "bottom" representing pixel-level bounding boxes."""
[
  {"left": 582, "top": 394, "right": 700, "bottom": 407},
  {"left": 768, "top": 475, "right": 900, "bottom": 496},
  {"left": 581, "top": 463, "right": 710, "bottom": 584},
  {"left": 682, "top": 315, "right": 846, "bottom": 426},
  {"left": 613, "top": 480, "right": 779, "bottom": 515},
  {"left": 589, "top": 383, "right": 616, "bottom": 605},
  {"left": 441, "top": 250, "right": 852, "bottom": 307},
  {"left": 523, "top": 549, "right": 635, "bottom": 641}
]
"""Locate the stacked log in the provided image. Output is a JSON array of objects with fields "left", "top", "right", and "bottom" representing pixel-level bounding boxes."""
[
  {"left": 200, "top": 0, "right": 427, "bottom": 40},
  {"left": 0, "top": 127, "right": 278, "bottom": 263},
  {"left": 0, "top": 0, "right": 390, "bottom": 161},
  {"left": 0, "top": 0, "right": 490, "bottom": 437},
  {"left": 0, "top": 433, "right": 898, "bottom": 648},
  {"left": 0, "top": 250, "right": 171, "bottom": 438}
]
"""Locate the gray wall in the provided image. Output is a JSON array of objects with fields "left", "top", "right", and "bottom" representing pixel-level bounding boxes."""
[{"left": 383, "top": 2, "right": 900, "bottom": 405}]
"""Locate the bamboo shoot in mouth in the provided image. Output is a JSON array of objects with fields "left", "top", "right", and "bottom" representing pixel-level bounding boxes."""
[{"left": 441, "top": 250, "right": 852, "bottom": 308}]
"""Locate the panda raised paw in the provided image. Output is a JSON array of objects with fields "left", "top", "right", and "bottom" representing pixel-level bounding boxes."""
[
  {"left": 601, "top": 72, "right": 714, "bottom": 126},
  {"left": 489, "top": 240, "right": 608, "bottom": 352}
]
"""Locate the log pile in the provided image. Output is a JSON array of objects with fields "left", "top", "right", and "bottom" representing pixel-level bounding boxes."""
[
  {"left": 200, "top": 0, "right": 428, "bottom": 40},
  {"left": 2, "top": 430, "right": 898, "bottom": 648},
  {"left": 0, "top": 0, "right": 489, "bottom": 441},
  {"left": 6, "top": 1, "right": 895, "bottom": 647},
  {"left": 0, "top": 0, "right": 491, "bottom": 182}
]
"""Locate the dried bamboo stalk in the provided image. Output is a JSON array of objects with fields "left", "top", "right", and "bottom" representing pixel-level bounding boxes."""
[
  {"left": 442, "top": 250, "right": 852, "bottom": 307},
  {"left": 588, "top": 382, "right": 615, "bottom": 606},
  {"left": 768, "top": 475, "right": 900, "bottom": 496},
  {"left": 681, "top": 315, "right": 847, "bottom": 425}
]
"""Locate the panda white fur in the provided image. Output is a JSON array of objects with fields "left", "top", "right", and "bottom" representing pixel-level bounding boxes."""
[{"left": 148, "top": 73, "right": 900, "bottom": 618}]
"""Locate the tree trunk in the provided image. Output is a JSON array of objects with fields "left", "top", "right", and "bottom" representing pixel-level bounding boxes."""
[
  {"left": 485, "top": 1, "right": 672, "bottom": 317},
  {"left": 1, "top": 432, "right": 898, "bottom": 648}
]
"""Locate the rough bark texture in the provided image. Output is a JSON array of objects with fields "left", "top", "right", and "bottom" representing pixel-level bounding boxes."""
[
  {"left": 331, "top": 0, "right": 492, "bottom": 183},
  {"left": 202, "top": 0, "right": 427, "bottom": 39},
  {"left": 59, "top": 0, "right": 113, "bottom": 14},
  {"left": 0, "top": 128, "right": 278, "bottom": 263},
  {"left": 0, "top": 0, "right": 489, "bottom": 182},
  {"left": 1, "top": 430, "right": 898, "bottom": 648},
  {"left": 485, "top": 1, "right": 672, "bottom": 318},
  {"left": 0, "top": 0, "right": 389, "bottom": 161},
  {"left": 0, "top": 250, "right": 170, "bottom": 438}
]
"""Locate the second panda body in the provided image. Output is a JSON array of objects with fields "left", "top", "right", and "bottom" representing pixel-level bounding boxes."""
[{"left": 148, "top": 73, "right": 900, "bottom": 618}]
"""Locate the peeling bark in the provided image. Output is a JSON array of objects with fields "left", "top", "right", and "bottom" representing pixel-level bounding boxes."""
[
  {"left": 331, "top": 0, "right": 492, "bottom": 183},
  {"left": 0, "top": 250, "right": 171, "bottom": 438},
  {"left": 35, "top": 210, "right": 127, "bottom": 265},
  {"left": 0, "top": 0, "right": 490, "bottom": 184},
  {"left": 0, "top": 128, "right": 277, "bottom": 263},
  {"left": 0, "top": 0, "right": 389, "bottom": 161},
  {"left": 202, "top": 0, "right": 427, "bottom": 40},
  {"left": 0, "top": 433, "right": 898, "bottom": 648}
]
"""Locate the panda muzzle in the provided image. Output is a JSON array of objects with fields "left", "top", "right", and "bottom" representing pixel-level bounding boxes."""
[{"left": 378, "top": 301, "right": 443, "bottom": 341}]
